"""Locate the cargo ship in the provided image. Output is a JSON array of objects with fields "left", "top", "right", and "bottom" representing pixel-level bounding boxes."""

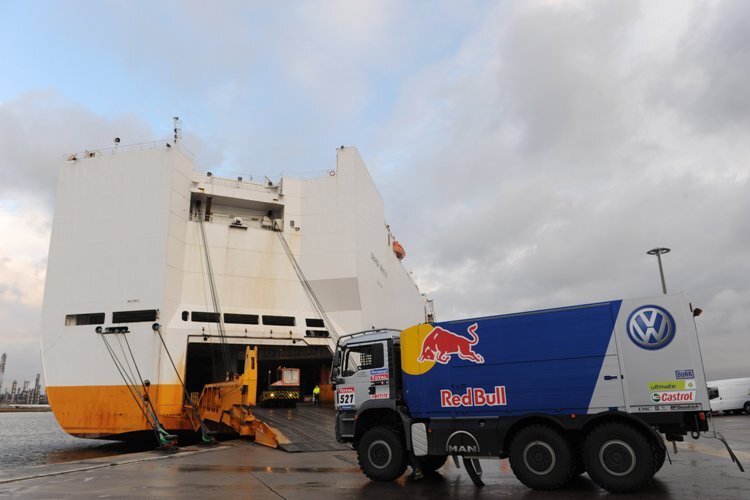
[{"left": 40, "top": 139, "right": 430, "bottom": 439}]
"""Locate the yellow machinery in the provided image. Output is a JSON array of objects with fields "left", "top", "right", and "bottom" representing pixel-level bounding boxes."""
[{"left": 190, "top": 346, "right": 280, "bottom": 448}]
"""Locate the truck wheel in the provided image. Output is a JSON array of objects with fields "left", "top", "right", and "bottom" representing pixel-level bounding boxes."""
[
  {"left": 654, "top": 445, "right": 667, "bottom": 473},
  {"left": 744, "top": 402, "right": 750, "bottom": 414},
  {"left": 583, "top": 422, "right": 658, "bottom": 493},
  {"left": 357, "top": 426, "right": 407, "bottom": 481},
  {"left": 509, "top": 425, "right": 575, "bottom": 490},
  {"left": 415, "top": 455, "right": 447, "bottom": 473}
]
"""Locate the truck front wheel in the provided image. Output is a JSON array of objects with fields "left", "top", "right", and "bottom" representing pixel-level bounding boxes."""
[
  {"left": 583, "top": 422, "right": 658, "bottom": 493},
  {"left": 357, "top": 426, "right": 407, "bottom": 481},
  {"left": 509, "top": 425, "right": 575, "bottom": 490}
]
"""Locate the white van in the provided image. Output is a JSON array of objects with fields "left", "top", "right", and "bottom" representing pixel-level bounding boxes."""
[{"left": 707, "top": 378, "right": 750, "bottom": 414}]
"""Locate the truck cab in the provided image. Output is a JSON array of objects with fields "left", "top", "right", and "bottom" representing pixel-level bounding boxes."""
[{"left": 332, "top": 330, "right": 402, "bottom": 443}]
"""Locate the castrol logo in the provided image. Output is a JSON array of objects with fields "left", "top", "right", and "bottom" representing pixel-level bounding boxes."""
[{"left": 651, "top": 391, "right": 695, "bottom": 403}]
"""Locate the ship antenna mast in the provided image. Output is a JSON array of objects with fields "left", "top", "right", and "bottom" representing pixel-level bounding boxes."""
[{"left": 173, "top": 116, "right": 182, "bottom": 144}]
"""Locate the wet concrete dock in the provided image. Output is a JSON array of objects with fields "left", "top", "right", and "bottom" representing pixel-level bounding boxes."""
[{"left": 1, "top": 409, "right": 748, "bottom": 499}]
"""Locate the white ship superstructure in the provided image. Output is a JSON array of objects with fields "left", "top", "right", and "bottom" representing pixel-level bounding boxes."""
[{"left": 41, "top": 143, "right": 426, "bottom": 438}]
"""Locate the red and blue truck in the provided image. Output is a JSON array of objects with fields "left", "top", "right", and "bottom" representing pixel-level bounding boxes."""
[{"left": 332, "top": 294, "right": 743, "bottom": 493}]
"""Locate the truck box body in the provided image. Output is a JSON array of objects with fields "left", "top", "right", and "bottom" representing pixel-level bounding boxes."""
[{"left": 400, "top": 294, "right": 708, "bottom": 419}]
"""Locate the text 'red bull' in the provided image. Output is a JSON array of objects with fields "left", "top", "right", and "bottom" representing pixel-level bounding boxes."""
[{"left": 441, "top": 386, "right": 507, "bottom": 407}]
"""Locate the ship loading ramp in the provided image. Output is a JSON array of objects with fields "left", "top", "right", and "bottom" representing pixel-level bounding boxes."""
[
  {"left": 191, "top": 346, "right": 279, "bottom": 448},
  {"left": 251, "top": 404, "right": 349, "bottom": 453},
  {"left": 193, "top": 346, "right": 345, "bottom": 453}
]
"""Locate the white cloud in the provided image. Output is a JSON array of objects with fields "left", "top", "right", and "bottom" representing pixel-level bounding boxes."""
[{"left": 0, "top": 201, "right": 50, "bottom": 307}]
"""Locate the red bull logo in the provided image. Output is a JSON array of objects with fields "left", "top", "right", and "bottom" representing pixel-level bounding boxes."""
[{"left": 418, "top": 323, "right": 484, "bottom": 364}]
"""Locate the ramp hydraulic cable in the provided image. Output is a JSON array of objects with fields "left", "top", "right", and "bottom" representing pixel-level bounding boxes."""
[
  {"left": 197, "top": 210, "right": 233, "bottom": 378},
  {"left": 275, "top": 230, "right": 339, "bottom": 348},
  {"left": 152, "top": 322, "right": 215, "bottom": 444},
  {"left": 98, "top": 332, "right": 177, "bottom": 448}
]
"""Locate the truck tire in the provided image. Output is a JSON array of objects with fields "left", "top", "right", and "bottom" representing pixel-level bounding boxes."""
[
  {"left": 509, "top": 425, "right": 575, "bottom": 490},
  {"left": 583, "top": 422, "right": 658, "bottom": 493},
  {"left": 655, "top": 445, "right": 667, "bottom": 473},
  {"left": 415, "top": 455, "right": 448, "bottom": 473},
  {"left": 357, "top": 426, "right": 407, "bottom": 481},
  {"left": 744, "top": 402, "right": 750, "bottom": 414}
]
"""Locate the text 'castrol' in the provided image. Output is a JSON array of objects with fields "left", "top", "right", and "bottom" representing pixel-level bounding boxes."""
[{"left": 440, "top": 386, "right": 507, "bottom": 407}]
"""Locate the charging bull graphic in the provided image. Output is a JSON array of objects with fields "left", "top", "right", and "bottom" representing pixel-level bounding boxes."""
[{"left": 418, "top": 323, "right": 484, "bottom": 364}]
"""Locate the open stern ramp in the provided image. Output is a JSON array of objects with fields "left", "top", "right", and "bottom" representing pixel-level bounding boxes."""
[{"left": 251, "top": 404, "right": 349, "bottom": 452}]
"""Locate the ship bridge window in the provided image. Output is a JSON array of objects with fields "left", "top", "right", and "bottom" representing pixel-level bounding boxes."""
[
  {"left": 192, "top": 312, "right": 220, "bottom": 323},
  {"left": 225, "top": 313, "right": 259, "bottom": 325},
  {"left": 113, "top": 309, "right": 158, "bottom": 323},
  {"left": 65, "top": 313, "right": 105, "bottom": 326},
  {"left": 262, "top": 315, "right": 296, "bottom": 326},
  {"left": 305, "top": 318, "right": 325, "bottom": 328}
]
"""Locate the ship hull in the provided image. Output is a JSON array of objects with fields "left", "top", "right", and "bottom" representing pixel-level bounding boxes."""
[
  {"left": 46, "top": 384, "right": 187, "bottom": 438},
  {"left": 41, "top": 145, "right": 427, "bottom": 439}
]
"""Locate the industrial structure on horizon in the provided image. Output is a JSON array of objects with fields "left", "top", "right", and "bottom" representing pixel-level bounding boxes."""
[{"left": 0, "top": 353, "right": 47, "bottom": 405}]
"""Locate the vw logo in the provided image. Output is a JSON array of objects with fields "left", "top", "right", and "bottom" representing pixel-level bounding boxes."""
[{"left": 627, "top": 305, "right": 676, "bottom": 350}]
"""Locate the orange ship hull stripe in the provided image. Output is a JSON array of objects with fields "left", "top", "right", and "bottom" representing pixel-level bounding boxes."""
[{"left": 47, "top": 384, "right": 192, "bottom": 438}]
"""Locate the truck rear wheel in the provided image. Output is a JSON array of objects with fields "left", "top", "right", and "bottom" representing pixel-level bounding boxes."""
[
  {"left": 583, "top": 422, "right": 658, "bottom": 493},
  {"left": 357, "top": 426, "right": 407, "bottom": 481},
  {"left": 744, "top": 402, "right": 750, "bottom": 414},
  {"left": 655, "top": 444, "right": 667, "bottom": 473},
  {"left": 509, "top": 425, "right": 575, "bottom": 490}
]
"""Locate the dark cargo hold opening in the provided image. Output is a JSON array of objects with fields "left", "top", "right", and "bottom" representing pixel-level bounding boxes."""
[{"left": 184, "top": 340, "right": 332, "bottom": 402}]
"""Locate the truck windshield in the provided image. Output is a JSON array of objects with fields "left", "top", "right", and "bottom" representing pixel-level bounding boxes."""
[{"left": 343, "top": 343, "right": 384, "bottom": 376}]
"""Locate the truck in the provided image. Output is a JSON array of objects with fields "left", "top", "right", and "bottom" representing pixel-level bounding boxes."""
[
  {"left": 332, "top": 294, "right": 743, "bottom": 493},
  {"left": 260, "top": 367, "right": 301, "bottom": 408},
  {"left": 707, "top": 378, "right": 750, "bottom": 415}
]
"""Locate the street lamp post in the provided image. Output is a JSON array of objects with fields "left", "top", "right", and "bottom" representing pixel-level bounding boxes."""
[{"left": 647, "top": 247, "right": 671, "bottom": 295}]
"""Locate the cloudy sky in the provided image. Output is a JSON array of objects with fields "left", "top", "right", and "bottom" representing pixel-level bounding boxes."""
[{"left": 1, "top": 0, "right": 749, "bottom": 389}]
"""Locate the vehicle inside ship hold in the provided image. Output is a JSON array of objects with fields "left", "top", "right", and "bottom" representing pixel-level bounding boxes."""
[{"left": 40, "top": 136, "right": 430, "bottom": 445}]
